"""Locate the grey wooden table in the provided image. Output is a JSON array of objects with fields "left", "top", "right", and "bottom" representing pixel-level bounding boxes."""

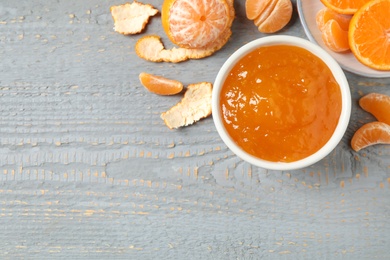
[{"left": 1, "top": 0, "right": 389, "bottom": 259}]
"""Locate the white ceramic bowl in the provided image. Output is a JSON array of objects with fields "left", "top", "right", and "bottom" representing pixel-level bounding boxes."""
[{"left": 212, "top": 35, "right": 351, "bottom": 171}]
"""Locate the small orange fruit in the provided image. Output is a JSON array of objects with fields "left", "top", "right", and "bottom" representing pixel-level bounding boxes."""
[
  {"left": 246, "top": 0, "right": 293, "bottom": 33},
  {"left": 139, "top": 72, "right": 183, "bottom": 95},
  {"left": 161, "top": 0, "right": 234, "bottom": 49},
  {"left": 351, "top": 121, "right": 390, "bottom": 152},
  {"left": 359, "top": 93, "right": 390, "bottom": 125},
  {"left": 320, "top": 19, "right": 350, "bottom": 52},
  {"left": 320, "top": 0, "right": 371, "bottom": 14},
  {"left": 348, "top": 0, "right": 390, "bottom": 70},
  {"left": 316, "top": 7, "right": 351, "bottom": 31}
]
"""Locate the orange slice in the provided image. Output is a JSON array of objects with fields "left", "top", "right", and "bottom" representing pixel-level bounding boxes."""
[
  {"left": 359, "top": 93, "right": 390, "bottom": 125},
  {"left": 321, "top": 19, "right": 350, "bottom": 52},
  {"left": 351, "top": 121, "right": 390, "bottom": 151},
  {"left": 110, "top": 1, "right": 158, "bottom": 35},
  {"left": 161, "top": 82, "right": 212, "bottom": 129},
  {"left": 320, "top": 0, "right": 371, "bottom": 14},
  {"left": 246, "top": 0, "right": 293, "bottom": 33},
  {"left": 348, "top": 0, "right": 390, "bottom": 70},
  {"left": 161, "top": 0, "right": 234, "bottom": 49},
  {"left": 139, "top": 72, "right": 183, "bottom": 95}
]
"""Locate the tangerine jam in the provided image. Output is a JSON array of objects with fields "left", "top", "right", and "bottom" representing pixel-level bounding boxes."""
[{"left": 220, "top": 45, "right": 342, "bottom": 162}]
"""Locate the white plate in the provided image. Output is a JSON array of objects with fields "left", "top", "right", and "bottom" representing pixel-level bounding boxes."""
[{"left": 297, "top": 0, "right": 390, "bottom": 78}]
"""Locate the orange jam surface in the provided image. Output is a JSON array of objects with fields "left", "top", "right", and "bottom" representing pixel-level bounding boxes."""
[{"left": 220, "top": 45, "right": 342, "bottom": 162}]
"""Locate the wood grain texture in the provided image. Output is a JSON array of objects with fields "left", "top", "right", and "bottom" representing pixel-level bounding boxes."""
[{"left": 0, "top": 0, "right": 389, "bottom": 259}]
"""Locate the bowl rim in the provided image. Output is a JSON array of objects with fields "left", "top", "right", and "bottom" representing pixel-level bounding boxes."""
[{"left": 212, "top": 35, "right": 351, "bottom": 171}]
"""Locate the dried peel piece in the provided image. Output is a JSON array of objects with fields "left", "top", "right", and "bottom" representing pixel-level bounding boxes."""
[
  {"left": 161, "top": 82, "right": 212, "bottom": 129},
  {"left": 139, "top": 72, "right": 183, "bottom": 95},
  {"left": 135, "top": 28, "right": 231, "bottom": 63},
  {"left": 110, "top": 1, "right": 158, "bottom": 35}
]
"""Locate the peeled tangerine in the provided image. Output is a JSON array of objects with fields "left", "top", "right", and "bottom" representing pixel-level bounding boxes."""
[
  {"left": 136, "top": 0, "right": 235, "bottom": 63},
  {"left": 315, "top": 7, "right": 352, "bottom": 52},
  {"left": 321, "top": 19, "right": 350, "bottom": 52},
  {"left": 245, "top": 0, "right": 293, "bottom": 33},
  {"left": 161, "top": 0, "right": 235, "bottom": 49}
]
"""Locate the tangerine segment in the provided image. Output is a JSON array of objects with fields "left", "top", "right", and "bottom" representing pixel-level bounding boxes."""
[
  {"left": 320, "top": 0, "right": 372, "bottom": 14},
  {"left": 359, "top": 93, "right": 390, "bottom": 125},
  {"left": 252, "top": 0, "right": 293, "bottom": 33},
  {"left": 351, "top": 121, "right": 390, "bottom": 152},
  {"left": 321, "top": 19, "right": 350, "bottom": 52},
  {"left": 348, "top": 0, "right": 390, "bottom": 70},
  {"left": 139, "top": 72, "right": 183, "bottom": 95},
  {"left": 316, "top": 7, "right": 351, "bottom": 31},
  {"left": 161, "top": 0, "right": 233, "bottom": 49},
  {"left": 246, "top": 0, "right": 272, "bottom": 20}
]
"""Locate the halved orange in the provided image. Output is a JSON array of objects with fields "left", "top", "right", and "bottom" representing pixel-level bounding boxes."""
[
  {"left": 139, "top": 72, "right": 183, "bottom": 95},
  {"left": 320, "top": 0, "right": 372, "bottom": 14},
  {"left": 348, "top": 0, "right": 390, "bottom": 70},
  {"left": 161, "top": 0, "right": 234, "bottom": 49},
  {"left": 359, "top": 93, "right": 390, "bottom": 125},
  {"left": 351, "top": 121, "right": 390, "bottom": 151}
]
